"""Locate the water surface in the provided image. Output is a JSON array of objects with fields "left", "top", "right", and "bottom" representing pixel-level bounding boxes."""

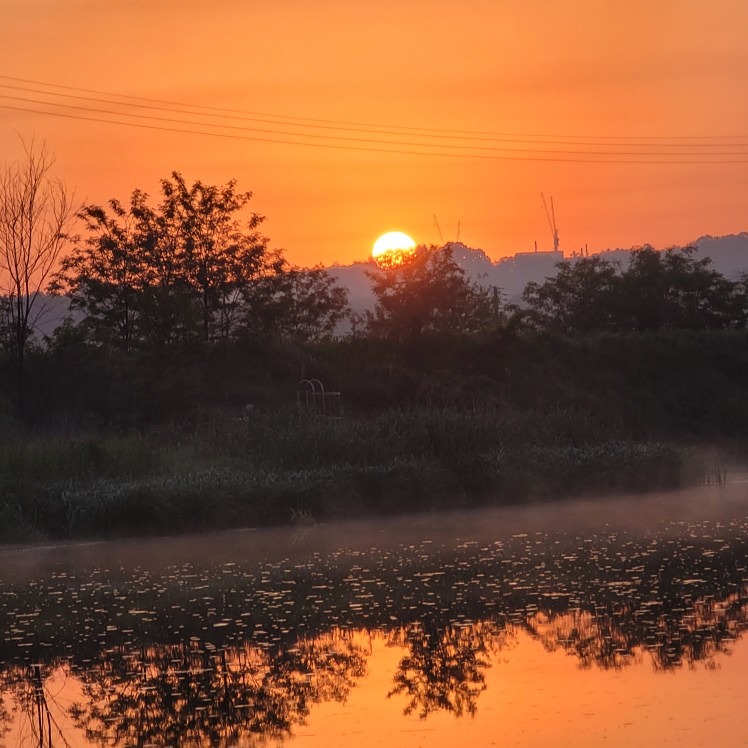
[{"left": 1, "top": 480, "right": 747, "bottom": 746}]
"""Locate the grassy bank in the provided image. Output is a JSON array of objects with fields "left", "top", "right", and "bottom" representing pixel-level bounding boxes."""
[{"left": 0, "top": 407, "right": 703, "bottom": 543}]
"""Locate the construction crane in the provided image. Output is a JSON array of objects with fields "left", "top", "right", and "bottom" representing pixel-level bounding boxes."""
[
  {"left": 541, "top": 193, "right": 559, "bottom": 252},
  {"left": 433, "top": 214, "right": 444, "bottom": 244}
]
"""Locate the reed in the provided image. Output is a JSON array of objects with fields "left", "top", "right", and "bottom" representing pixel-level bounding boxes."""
[{"left": 0, "top": 407, "right": 696, "bottom": 542}]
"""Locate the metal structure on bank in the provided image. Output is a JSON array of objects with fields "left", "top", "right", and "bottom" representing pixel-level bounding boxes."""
[{"left": 297, "top": 379, "right": 342, "bottom": 420}]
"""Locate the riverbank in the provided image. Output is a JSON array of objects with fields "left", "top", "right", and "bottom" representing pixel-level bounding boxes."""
[{"left": 0, "top": 407, "right": 710, "bottom": 543}]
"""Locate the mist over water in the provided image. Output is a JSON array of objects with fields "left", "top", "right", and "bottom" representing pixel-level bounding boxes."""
[{"left": 1, "top": 480, "right": 747, "bottom": 746}]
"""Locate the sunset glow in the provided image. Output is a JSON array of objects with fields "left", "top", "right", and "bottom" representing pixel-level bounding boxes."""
[
  {"left": 2, "top": 2, "right": 747, "bottom": 267},
  {"left": 372, "top": 231, "right": 417, "bottom": 269},
  {"left": 3, "top": 5, "right": 748, "bottom": 746},
  {"left": 372, "top": 232, "right": 416, "bottom": 257}
]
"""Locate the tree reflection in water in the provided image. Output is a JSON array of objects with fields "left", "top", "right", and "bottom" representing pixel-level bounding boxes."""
[
  {"left": 387, "top": 621, "right": 510, "bottom": 718},
  {"left": 528, "top": 589, "right": 747, "bottom": 672},
  {"left": 384, "top": 584, "right": 748, "bottom": 719},
  {"left": 2, "top": 516, "right": 748, "bottom": 742},
  {"left": 0, "top": 587, "right": 746, "bottom": 744},
  {"left": 0, "top": 699, "right": 8, "bottom": 743},
  {"left": 69, "top": 630, "right": 366, "bottom": 747},
  {"left": 0, "top": 662, "right": 69, "bottom": 748}
]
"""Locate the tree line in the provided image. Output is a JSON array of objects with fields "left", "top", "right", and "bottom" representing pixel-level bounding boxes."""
[
  {"left": 519, "top": 248, "right": 748, "bottom": 333},
  {"left": 55, "top": 172, "right": 349, "bottom": 351},
  {"left": 2, "top": 145, "right": 748, "bottom": 427}
]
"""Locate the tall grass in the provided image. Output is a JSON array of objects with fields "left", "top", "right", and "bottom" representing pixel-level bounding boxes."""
[{"left": 0, "top": 407, "right": 697, "bottom": 543}]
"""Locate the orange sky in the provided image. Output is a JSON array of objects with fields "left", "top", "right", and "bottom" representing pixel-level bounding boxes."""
[{"left": 2, "top": 1, "right": 748, "bottom": 267}]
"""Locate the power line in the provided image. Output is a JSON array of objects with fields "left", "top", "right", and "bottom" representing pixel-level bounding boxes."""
[
  {"left": 4, "top": 102, "right": 748, "bottom": 165},
  {"left": 2, "top": 79, "right": 748, "bottom": 163},
  {"left": 1, "top": 79, "right": 746, "bottom": 150},
  {"left": 2, "top": 74, "right": 747, "bottom": 145},
  {"left": 4, "top": 92, "right": 748, "bottom": 159}
]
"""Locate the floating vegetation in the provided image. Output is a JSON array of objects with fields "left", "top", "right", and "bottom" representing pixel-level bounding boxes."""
[{"left": 1, "top": 504, "right": 748, "bottom": 744}]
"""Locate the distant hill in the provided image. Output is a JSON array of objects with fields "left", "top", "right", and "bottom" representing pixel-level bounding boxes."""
[
  {"left": 28, "top": 233, "right": 748, "bottom": 339},
  {"left": 329, "top": 233, "right": 748, "bottom": 321},
  {"left": 327, "top": 243, "right": 564, "bottom": 320},
  {"left": 597, "top": 233, "right": 748, "bottom": 281},
  {"left": 24, "top": 294, "right": 76, "bottom": 342},
  {"left": 689, "top": 233, "right": 748, "bottom": 279}
]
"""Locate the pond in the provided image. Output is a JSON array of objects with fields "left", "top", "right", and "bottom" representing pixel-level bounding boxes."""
[{"left": 1, "top": 478, "right": 747, "bottom": 746}]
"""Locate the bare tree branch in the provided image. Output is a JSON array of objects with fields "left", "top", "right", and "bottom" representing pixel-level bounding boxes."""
[{"left": 0, "top": 139, "right": 75, "bottom": 410}]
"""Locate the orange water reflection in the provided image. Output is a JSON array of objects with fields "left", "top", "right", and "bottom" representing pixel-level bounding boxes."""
[
  {"left": 3, "top": 486, "right": 748, "bottom": 745},
  {"left": 297, "top": 629, "right": 748, "bottom": 748},
  {"left": 2, "top": 596, "right": 746, "bottom": 747}
]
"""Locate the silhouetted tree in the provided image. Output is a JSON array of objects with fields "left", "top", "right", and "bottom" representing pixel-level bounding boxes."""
[
  {"left": 54, "top": 197, "right": 147, "bottom": 351},
  {"left": 56, "top": 173, "right": 271, "bottom": 352},
  {"left": 520, "top": 246, "right": 747, "bottom": 334},
  {"left": 521, "top": 255, "right": 622, "bottom": 332},
  {"left": 366, "top": 245, "right": 495, "bottom": 340},
  {"left": 241, "top": 256, "right": 349, "bottom": 343},
  {"left": 620, "top": 245, "right": 744, "bottom": 331},
  {"left": 154, "top": 172, "right": 269, "bottom": 342},
  {"left": 56, "top": 174, "right": 349, "bottom": 356},
  {"left": 0, "top": 141, "right": 75, "bottom": 411}
]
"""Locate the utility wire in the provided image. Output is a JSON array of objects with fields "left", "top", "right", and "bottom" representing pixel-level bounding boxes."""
[
  {"left": 2, "top": 78, "right": 748, "bottom": 163},
  {"left": 4, "top": 102, "right": 747, "bottom": 165},
  {"left": 1, "top": 79, "right": 745, "bottom": 149},
  {"left": 3, "top": 92, "right": 748, "bottom": 158},
  {"left": 2, "top": 75, "right": 747, "bottom": 144}
]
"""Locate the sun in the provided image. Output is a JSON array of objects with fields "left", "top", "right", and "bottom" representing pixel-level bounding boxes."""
[{"left": 372, "top": 231, "right": 417, "bottom": 269}]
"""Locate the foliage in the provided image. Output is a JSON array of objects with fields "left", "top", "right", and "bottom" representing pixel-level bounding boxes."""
[
  {"left": 521, "top": 255, "right": 622, "bottom": 332},
  {"left": 520, "top": 245, "right": 747, "bottom": 333},
  {"left": 0, "top": 141, "right": 75, "bottom": 410},
  {"left": 241, "top": 257, "right": 350, "bottom": 342},
  {"left": 0, "top": 406, "right": 694, "bottom": 541},
  {"left": 366, "top": 245, "right": 497, "bottom": 340},
  {"left": 54, "top": 173, "right": 349, "bottom": 352},
  {"left": 620, "top": 245, "right": 746, "bottom": 331},
  {"left": 55, "top": 173, "right": 269, "bottom": 349}
]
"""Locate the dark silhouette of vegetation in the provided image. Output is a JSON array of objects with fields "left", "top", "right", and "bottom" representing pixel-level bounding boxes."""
[
  {"left": 0, "top": 409, "right": 688, "bottom": 541},
  {"left": 366, "top": 244, "right": 497, "bottom": 340},
  {"left": 521, "top": 255, "right": 623, "bottom": 332},
  {"left": 521, "top": 245, "right": 748, "bottom": 333},
  {"left": 241, "top": 257, "right": 349, "bottom": 342},
  {"left": 1, "top": 169, "right": 748, "bottom": 542},
  {"left": 0, "top": 141, "right": 75, "bottom": 413},
  {"left": 55, "top": 173, "right": 348, "bottom": 353}
]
